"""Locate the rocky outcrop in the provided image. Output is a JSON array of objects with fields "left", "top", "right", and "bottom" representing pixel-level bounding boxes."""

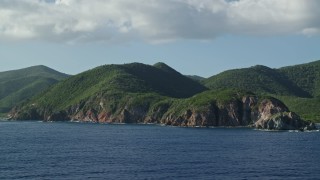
[
  {"left": 253, "top": 98, "right": 315, "bottom": 130},
  {"left": 254, "top": 112, "right": 309, "bottom": 130},
  {"left": 9, "top": 95, "right": 317, "bottom": 131},
  {"left": 161, "top": 106, "right": 219, "bottom": 127},
  {"left": 47, "top": 111, "right": 69, "bottom": 121}
]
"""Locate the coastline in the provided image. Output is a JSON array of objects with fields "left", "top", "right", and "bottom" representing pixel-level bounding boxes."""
[{"left": 1, "top": 120, "right": 319, "bottom": 133}]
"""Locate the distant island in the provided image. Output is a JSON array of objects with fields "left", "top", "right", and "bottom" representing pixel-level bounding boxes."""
[{"left": 2, "top": 61, "right": 320, "bottom": 130}]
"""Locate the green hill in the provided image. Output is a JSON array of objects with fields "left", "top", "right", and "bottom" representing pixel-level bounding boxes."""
[
  {"left": 203, "top": 60, "right": 320, "bottom": 122},
  {"left": 186, "top": 75, "right": 206, "bottom": 82},
  {"left": 8, "top": 62, "right": 316, "bottom": 129},
  {"left": 278, "top": 60, "right": 320, "bottom": 97},
  {"left": 11, "top": 62, "right": 207, "bottom": 118},
  {"left": 273, "top": 95, "right": 320, "bottom": 122},
  {"left": 0, "top": 65, "right": 69, "bottom": 113},
  {"left": 204, "top": 65, "right": 310, "bottom": 97},
  {"left": 125, "top": 62, "right": 208, "bottom": 97}
]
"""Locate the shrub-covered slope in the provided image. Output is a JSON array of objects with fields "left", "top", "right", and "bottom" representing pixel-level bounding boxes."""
[
  {"left": 203, "top": 60, "right": 320, "bottom": 122},
  {"left": 9, "top": 62, "right": 207, "bottom": 118},
  {"left": 0, "top": 65, "right": 69, "bottom": 113},
  {"left": 9, "top": 62, "right": 315, "bottom": 130},
  {"left": 278, "top": 60, "right": 320, "bottom": 97},
  {"left": 204, "top": 65, "right": 311, "bottom": 97}
]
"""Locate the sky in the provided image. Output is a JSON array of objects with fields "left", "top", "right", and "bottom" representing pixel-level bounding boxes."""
[{"left": 0, "top": 0, "right": 320, "bottom": 77}]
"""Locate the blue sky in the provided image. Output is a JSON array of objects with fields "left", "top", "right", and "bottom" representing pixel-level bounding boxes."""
[{"left": 1, "top": 0, "right": 320, "bottom": 77}]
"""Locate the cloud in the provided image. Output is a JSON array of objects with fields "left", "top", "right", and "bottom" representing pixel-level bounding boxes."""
[{"left": 0, "top": 0, "right": 319, "bottom": 43}]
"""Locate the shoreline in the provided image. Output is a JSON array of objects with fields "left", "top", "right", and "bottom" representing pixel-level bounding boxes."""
[{"left": 1, "top": 120, "right": 319, "bottom": 132}]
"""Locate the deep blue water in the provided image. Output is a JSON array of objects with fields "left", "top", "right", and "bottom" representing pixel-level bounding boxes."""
[{"left": 0, "top": 121, "right": 319, "bottom": 179}]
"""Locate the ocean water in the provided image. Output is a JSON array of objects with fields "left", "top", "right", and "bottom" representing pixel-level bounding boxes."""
[{"left": 0, "top": 121, "right": 319, "bottom": 180}]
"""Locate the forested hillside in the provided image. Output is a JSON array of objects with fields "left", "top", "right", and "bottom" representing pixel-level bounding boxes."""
[
  {"left": 0, "top": 65, "right": 69, "bottom": 113},
  {"left": 203, "top": 60, "right": 320, "bottom": 122}
]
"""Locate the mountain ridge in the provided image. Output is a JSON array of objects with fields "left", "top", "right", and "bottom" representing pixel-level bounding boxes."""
[
  {"left": 8, "top": 61, "right": 317, "bottom": 130},
  {"left": 0, "top": 65, "right": 68, "bottom": 81},
  {"left": 203, "top": 64, "right": 312, "bottom": 97},
  {"left": 278, "top": 60, "right": 320, "bottom": 97},
  {"left": 0, "top": 65, "right": 69, "bottom": 113},
  {"left": 203, "top": 60, "right": 320, "bottom": 122}
]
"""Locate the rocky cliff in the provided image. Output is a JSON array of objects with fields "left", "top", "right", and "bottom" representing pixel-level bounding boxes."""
[
  {"left": 254, "top": 98, "right": 316, "bottom": 130},
  {"left": 9, "top": 92, "right": 316, "bottom": 131}
]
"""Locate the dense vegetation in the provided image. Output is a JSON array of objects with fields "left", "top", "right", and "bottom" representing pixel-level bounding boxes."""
[
  {"left": 124, "top": 62, "right": 208, "bottom": 97},
  {"left": 204, "top": 65, "right": 311, "bottom": 97},
  {"left": 273, "top": 96, "right": 320, "bottom": 122},
  {"left": 276, "top": 60, "right": 320, "bottom": 122},
  {"left": 12, "top": 63, "right": 260, "bottom": 124},
  {"left": 162, "top": 89, "right": 253, "bottom": 117},
  {"left": 14, "top": 63, "right": 207, "bottom": 116},
  {"left": 3, "top": 60, "right": 320, "bottom": 123},
  {"left": 203, "top": 60, "right": 320, "bottom": 122},
  {"left": 186, "top": 75, "right": 206, "bottom": 82},
  {"left": 0, "top": 65, "right": 68, "bottom": 113},
  {"left": 278, "top": 60, "right": 320, "bottom": 97}
]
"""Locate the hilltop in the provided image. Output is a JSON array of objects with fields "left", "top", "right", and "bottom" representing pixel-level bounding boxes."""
[
  {"left": 9, "top": 62, "right": 315, "bottom": 130},
  {"left": 203, "top": 60, "right": 320, "bottom": 122},
  {"left": 203, "top": 65, "right": 311, "bottom": 97},
  {"left": 9, "top": 62, "right": 207, "bottom": 119},
  {"left": 0, "top": 65, "right": 69, "bottom": 113},
  {"left": 278, "top": 60, "right": 320, "bottom": 97},
  {"left": 186, "top": 75, "right": 206, "bottom": 82}
]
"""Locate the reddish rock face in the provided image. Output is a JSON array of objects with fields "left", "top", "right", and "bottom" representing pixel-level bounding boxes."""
[
  {"left": 253, "top": 98, "right": 312, "bottom": 130},
  {"left": 97, "top": 111, "right": 112, "bottom": 123},
  {"left": 258, "top": 98, "right": 289, "bottom": 121},
  {"left": 9, "top": 95, "right": 316, "bottom": 130}
]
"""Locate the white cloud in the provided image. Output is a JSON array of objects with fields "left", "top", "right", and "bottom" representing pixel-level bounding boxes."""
[
  {"left": 0, "top": 0, "right": 319, "bottom": 43},
  {"left": 301, "top": 28, "right": 320, "bottom": 37}
]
